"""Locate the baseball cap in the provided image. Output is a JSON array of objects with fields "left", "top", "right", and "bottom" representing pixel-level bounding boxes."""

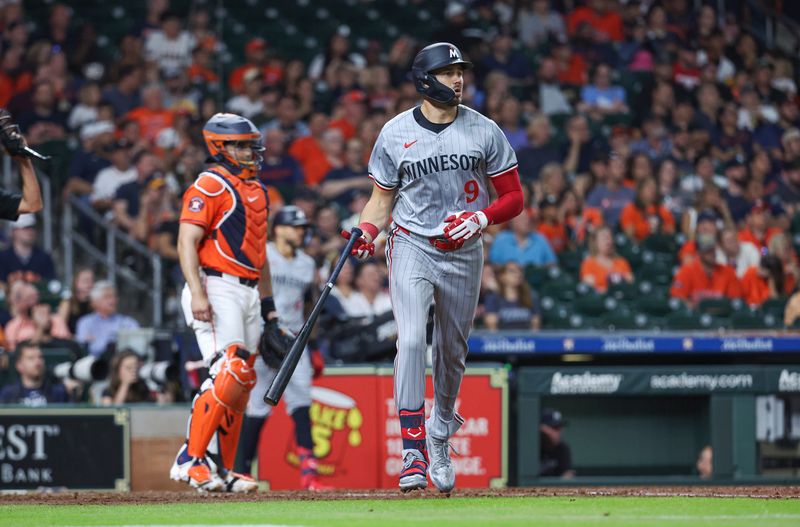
[
  {"left": 79, "top": 120, "right": 115, "bottom": 141},
  {"left": 145, "top": 173, "right": 166, "bottom": 191},
  {"left": 243, "top": 67, "right": 262, "bottom": 84},
  {"left": 342, "top": 90, "right": 367, "bottom": 104},
  {"left": 696, "top": 233, "right": 717, "bottom": 253},
  {"left": 538, "top": 194, "right": 558, "bottom": 209},
  {"left": 782, "top": 127, "right": 800, "bottom": 146},
  {"left": 697, "top": 209, "right": 719, "bottom": 224},
  {"left": 541, "top": 408, "right": 566, "bottom": 428},
  {"left": 245, "top": 38, "right": 267, "bottom": 53},
  {"left": 724, "top": 156, "right": 746, "bottom": 170},
  {"left": 748, "top": 199, "right": 770, "bottom": 215},
  {"left": 11, "top": 213, "right": 36, "bottom": 229}
]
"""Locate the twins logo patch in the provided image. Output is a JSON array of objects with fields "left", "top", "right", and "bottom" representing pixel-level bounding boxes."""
[{"left": 188, "top": 196, "right": 205, "bottom": 212}]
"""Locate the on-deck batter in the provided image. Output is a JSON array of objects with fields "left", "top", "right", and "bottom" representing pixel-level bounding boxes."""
[
  {"left": 342, "top": 42, "right": 524, "bottom": 493},
  {"left": 236, "top": 205, "right": 330, "bottom": 491}
]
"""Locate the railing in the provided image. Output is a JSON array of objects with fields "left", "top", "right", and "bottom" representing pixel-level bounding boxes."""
[
  {"left": 742, "top": 0, "right": 800, "bottom": 57},
  {"left": 62, "top": 196, "right": 163, "bottom": 326}
]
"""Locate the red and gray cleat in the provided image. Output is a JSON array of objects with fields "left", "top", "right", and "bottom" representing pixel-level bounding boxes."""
[{"left": 399, "top": 450, "right": 428, "bottom": 492}]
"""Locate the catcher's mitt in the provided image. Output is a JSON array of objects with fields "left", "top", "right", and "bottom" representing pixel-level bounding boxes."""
[
  {"left": 0, "top": 109, "right": 26, "bottom": 157},
  {"left": 259, "top": 318, "right": 295, "bottom": 369}
]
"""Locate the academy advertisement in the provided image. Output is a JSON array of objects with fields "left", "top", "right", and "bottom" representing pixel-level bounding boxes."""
[{"left": 258, "top": 366, "right": 508, "bottom": 489}]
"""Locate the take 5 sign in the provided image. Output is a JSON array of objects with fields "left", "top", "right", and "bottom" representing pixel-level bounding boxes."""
[{"left": 258, "top": 366, "right": 509, "bottom": 489}]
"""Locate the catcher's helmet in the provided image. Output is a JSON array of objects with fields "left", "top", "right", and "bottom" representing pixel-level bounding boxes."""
[
  {"left": 202, "top": 113, "right": 265, "bottom": 174},
  {"left": 411, "top": 42, "right": 473, "bottom": 105},
  {"left": 272, "top": 205, "right": 310, "bottom": 227}
]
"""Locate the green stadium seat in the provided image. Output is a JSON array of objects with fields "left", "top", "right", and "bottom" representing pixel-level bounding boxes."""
[
  {"left": 643, "top": 234, "right": 679, "bottom": 255},
  {"left": 607, "top": 281, "right": 638, "bottom": 300},
  {"left": 697, "top": 298, "right": 737, "bottom": 318},
  {"left": 573, "top": 294, "right": 612, "bottom": 317},
  {"left": 636, "top": 260, "right": 674, "bottom": 286},
  {"left": 601, "top": 312, "right": 649, "bottom": 331},
  {"left": 557, "top": 250, "right": 584, "bottom": 277},
  {"left": 636, "top": 296, "right": 684, "bottom": 317},
  {"left": 525, "top": 265, "right": 551, "bottom": 289},
  {"left": 730, "top": 309, "right": 777, "bottom": 330},
  {"left": 762, "top": 297, "right": 788, "bottom": 317},
  {"left": 665, "top": 312, "right": 715, "bottom": 330}
]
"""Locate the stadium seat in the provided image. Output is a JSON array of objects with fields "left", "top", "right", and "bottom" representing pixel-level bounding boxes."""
[
  {"left": 557, "top": 250, "right": 584, "bottom": 277},
  {"left": 636, "top": 296, "right": 685, "bottom": 317},
  {"left": 643, "top": 234, "right": 679, "bottom": 256},
  {"left": 731, "top": 309, "right": 777, "bottom": 330},
  {"left": 607, "top": 281, "right": 638, "bottom": 300},
  {"left": 762, "top": 298, "right": 788, "bottom": 317},
  {"left": 573, "top": 294, "right": 613, "bottom": 317},
  {"left": 601, "top": 312, "right": 649, "bottom": 331},
  {"left": 525, "top": 265, "right": 551, "bottom": 289},
  {"left": 665, "top": 312, "right": 715, "bottom": 330},
  {"left": 697, "top": 298, "right": 737, "bottom": 318}
]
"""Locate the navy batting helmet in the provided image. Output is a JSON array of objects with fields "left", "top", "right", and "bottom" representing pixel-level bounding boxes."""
[
  {"left": 411, "top": 42, "right": 472, "bottom": 105},
  {"left": 272, "top": 205, "right": 310, "bottom": 227}
]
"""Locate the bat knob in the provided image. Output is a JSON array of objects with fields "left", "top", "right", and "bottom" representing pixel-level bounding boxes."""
[{"left": 263, "top": 394, "right": 279, "bottom": 406}]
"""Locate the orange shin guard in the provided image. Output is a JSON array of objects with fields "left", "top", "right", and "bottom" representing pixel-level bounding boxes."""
[{"left": 187, "top": 345, "right": 256, "bottom": 461}]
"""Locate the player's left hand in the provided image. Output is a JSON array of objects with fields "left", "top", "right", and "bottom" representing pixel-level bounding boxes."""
[
  {"left": 443, "top": 211, "right": 488, "bottom": 241},
  {"left": 310, "top": 349, "right": 325, "bottom": 379}
]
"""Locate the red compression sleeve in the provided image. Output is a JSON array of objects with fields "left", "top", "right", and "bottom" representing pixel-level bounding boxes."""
[{"left": 482, "top": 167, "right": 524, "bottom": 225}]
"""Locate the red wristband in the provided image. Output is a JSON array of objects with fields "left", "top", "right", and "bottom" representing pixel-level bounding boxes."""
[{"left": 357, "top": 222, "right": 379, "bottom": 241}]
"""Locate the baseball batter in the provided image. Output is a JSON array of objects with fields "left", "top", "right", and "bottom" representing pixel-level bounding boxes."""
[
  {"left": 344, "top": 42, "right": 523, "bottom": 492},
  {"left": 170, "top": 113, "right": 285, "bottom": 493},
  {"left": 236, "top": 205, "right": 330, "bottom": 491}
]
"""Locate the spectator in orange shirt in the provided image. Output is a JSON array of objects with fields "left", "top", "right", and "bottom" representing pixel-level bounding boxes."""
[
  {"left": 567, "top": 0, "right": 624, "bottom": 42},
  {"left": 741, "top": 255, "right": 784, "bottom": 307},
  {"left": 620, "top": 177, "right": 675, "bottom": 243},
  {"left": 186, "top": 45, "right": 218, "bottom": 86},
  {"left": 4, "top": 281, "right": 71, "bottom": 350},
  {"left": 670, "top": 233, "right": 742, "bottom": 308},
  {"left": 580, "top": 226, "right": 633, "bottom": 293},
  {"left": 228, "top": 38, "right": 283, "bottom": 94},
  {"left": 124, "top": 85, "right": 174, "bottom": 142},
  {"left": 289, "top": 113, "right": 329, "bottom": 184},
  {"left": 552, "top": 40, "right": 588, "bottom": 87},
  {"left": 560, "top": 188, "right": 603, "bottom": 246},
  {"left": 738, "top": 200, "right": 781, "bottom": 253},
  {"left": 538, "top": 195, "right": 567, "bottom": 253},
  {"left": 301, "top": 127, "right": 344, "bottom": 187},
  {"left": 329, "top": 90, "right": 368, "bottom": 141}
]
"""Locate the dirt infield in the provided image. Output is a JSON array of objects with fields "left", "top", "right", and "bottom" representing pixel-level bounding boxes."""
[{"left": 0, "top": 486, "right": 797, "bottom": 505}]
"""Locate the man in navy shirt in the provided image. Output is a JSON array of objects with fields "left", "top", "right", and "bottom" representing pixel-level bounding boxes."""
[
  {"left": 258, "top": 128, "right": 304, "bottom": 202},
  {"left": 0, "top": 214, "right": 55, "bottom": 286},
  {"left": 0, "top": 342, "right": 70, "bottom": 406}
]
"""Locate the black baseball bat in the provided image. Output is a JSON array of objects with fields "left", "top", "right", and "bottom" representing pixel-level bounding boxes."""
[{"left": 264, "top": 226, "right": 363, "bottom": 405}]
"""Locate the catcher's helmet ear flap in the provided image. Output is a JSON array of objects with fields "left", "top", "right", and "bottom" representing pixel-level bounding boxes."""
[
  {"left": 202, "top": 113, "right": 265, "bottom": 174},
  {"left": 412, "top": 42, "right": 473, "bottom": 104}
]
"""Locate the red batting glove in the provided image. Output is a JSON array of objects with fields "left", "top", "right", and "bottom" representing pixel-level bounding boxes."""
[
  {"left": 341, "top": 229, "right": 375, "bottom": 259},
  {"left": 443, "top": 211, "right": 488, "bottom": 241},
  {"left": 310, "top": 349, "right": 325, "bottom": 379}
]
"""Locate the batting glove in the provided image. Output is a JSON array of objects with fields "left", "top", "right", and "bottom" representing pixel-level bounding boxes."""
[
  {"left": 443, "top": 211, "right": 488, "bottom": 241},
  {"left": 341, "top": 229, "right": 375, "bottom": 259}
]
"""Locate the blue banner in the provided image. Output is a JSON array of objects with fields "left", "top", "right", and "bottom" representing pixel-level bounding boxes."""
[{"left": 467, "top": 331, "right": 800, "bottom": 355}]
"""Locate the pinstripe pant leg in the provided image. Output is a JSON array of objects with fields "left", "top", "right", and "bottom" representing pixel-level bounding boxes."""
[
  {"left": 428, "top": 243, "right": 483, "bottom": 440},
  {"left": 389, "top": 235, "right": 434, "bottom": 414}
]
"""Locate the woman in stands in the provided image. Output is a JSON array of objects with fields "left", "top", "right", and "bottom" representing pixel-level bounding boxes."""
[
  {"left": 484, "top": 262, "right": 541, "bottom": 331},
  {"left": 580, "top": 225, "right": 633, "bottom": 293},
  {"left": 101, "top": 349, "right": 153, "bottom": 405},
  {"left": 619, "top": 176, "right": 675, "bottom": 243},
  {"left": 741, "top": 255, "right": 784, "bottom": 307},
  {"left": 57, "top": 267, "right": 95, "bottom": 334}
]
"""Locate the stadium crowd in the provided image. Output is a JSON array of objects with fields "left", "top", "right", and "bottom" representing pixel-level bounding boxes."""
[{"left": 0, "top": 0, "right": 799, "bottom": 404}]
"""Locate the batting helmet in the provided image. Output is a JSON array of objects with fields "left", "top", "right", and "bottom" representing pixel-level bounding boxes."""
[
  {"left": 411, "top": 42, "right": 473, "bottom": 105},
  {"left": 202, "top": 113, "right": 265, "bottom": 174},
  {"left": 272, "top": 205, "right": 310, "bottom": 227}
]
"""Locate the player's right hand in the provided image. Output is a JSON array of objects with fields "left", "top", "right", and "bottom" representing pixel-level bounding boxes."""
[
  {"left": 341, "top": 230, "right": 375, "bottom": 259},
  {"left": 191, "top": 292, "right": 213, "bottom": 322}
]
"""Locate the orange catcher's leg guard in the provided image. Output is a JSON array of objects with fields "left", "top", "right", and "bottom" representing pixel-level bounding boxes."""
[{"left": 188, "top": 345, "right": 256, "bottom": 468}]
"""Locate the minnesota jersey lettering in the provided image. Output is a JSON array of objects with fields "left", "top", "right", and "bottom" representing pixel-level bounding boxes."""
[{"left": 369, "top": 105, "right": 516, "bottom": 237}]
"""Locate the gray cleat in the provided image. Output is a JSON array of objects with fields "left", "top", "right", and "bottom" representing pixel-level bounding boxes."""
[
  {"left": 399, "top": 450, "right": 428, "bottom": 492},
  {"left": 426, "top": 435, "right": 455, "bottom": 493}
]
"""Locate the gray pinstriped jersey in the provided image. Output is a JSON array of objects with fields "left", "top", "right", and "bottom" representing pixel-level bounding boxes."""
[
  {"left": 368, "top": 105, "right": 518, "bottom": 237},
  {"left": 267, "top": 242, "right": 315, "bottom": 334}
]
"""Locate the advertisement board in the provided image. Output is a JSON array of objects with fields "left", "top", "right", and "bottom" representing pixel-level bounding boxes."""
[
  {"left": 0, "top": 408, "right": 130, "bottom": 491},
  {"left": 257, "top": 366, "right": 508, "bottom": 489}
]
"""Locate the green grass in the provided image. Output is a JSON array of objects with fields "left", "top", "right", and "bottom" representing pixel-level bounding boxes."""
[{"left": 2, "top": 497, "right": 799, "bottom": 527}]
